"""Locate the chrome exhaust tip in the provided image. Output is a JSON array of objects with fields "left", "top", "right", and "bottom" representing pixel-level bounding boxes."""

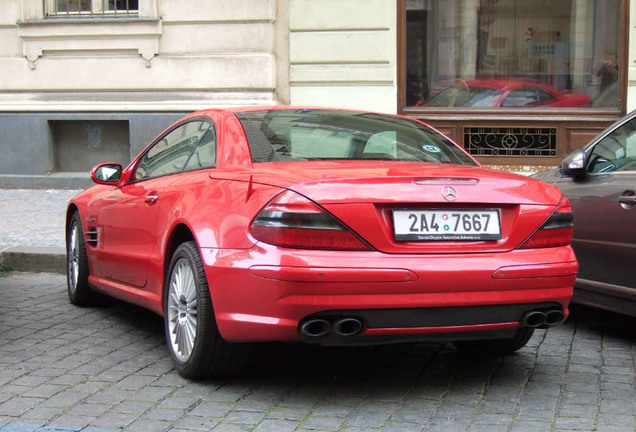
[
  {"left": 522, "top": 311, "right": 546, "bottom": 328},
  {"left": 332, "top": 318, "right": 363, "bottom": 336},
  {"left": 299, "top": 319, "right": 331, "bottom": 338},
  {"left": 544, "top": 310, "right": 565, "bottom": 326}
]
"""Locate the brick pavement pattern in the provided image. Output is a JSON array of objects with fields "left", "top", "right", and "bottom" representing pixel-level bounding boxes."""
[
  {"left": 0, "top": 189, "right": 82, "bottom": 248},
  {"left": 0, "top": 272, "right": 634, "bottom": 431}
]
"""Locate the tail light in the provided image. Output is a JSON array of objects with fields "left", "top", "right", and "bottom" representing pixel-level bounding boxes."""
[
  {"left": 250, "top": 190, "right": 371, "bottom": 250},
  {"left": 519, "top": 197, "right": 574, "bottom": 249}
]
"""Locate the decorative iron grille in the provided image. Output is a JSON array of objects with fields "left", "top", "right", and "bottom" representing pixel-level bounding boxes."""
[
  {"left": 464, "top": 127, "right": 557, "bottom": 157},
  {"left": 44, "top": 0, "right": 138, "bottom": 18}
]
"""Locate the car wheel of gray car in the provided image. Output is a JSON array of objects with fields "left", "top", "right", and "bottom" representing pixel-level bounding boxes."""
[
  {"left": 67, "top": 212, "right": 95, "bottom": 306},
  {"left": 165, "top": 241, "right": 250, "bottom": 379},
  {"left": 454, "top": 327, "right": 535, "bottom": 355}
]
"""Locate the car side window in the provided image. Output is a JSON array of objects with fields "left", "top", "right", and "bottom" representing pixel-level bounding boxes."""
[
  {"left": 184, "top": 126, "right": 217, "bottom": 171},
  {"left": 587, "top": 118, "right": 636, "bottom": 173},
  {"left": 502, "top": 87, "right": 556, "bottom": 107},
  {"left": 135, "top": 121, "right": 210, "bottom": 181}
]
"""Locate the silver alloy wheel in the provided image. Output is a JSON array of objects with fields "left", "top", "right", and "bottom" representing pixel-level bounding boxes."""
[
  {"left": 68, "top": 221, "right": 79, "bottom": 294},
  {"left": 167, "top": 258, "right": 199, "bottom": 362}
]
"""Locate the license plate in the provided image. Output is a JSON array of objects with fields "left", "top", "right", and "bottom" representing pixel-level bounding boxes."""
[{"left": 392, "top": 209, "right": 502, "bottom": 241}]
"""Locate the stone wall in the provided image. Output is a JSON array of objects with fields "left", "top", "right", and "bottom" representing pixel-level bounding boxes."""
[{"left": 289, "top": 0, "right": 397, "bottom": 113}]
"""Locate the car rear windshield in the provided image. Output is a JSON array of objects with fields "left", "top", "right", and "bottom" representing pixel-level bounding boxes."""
[{"left": 235, "top": 109, "right": 478, "bottom": 166}]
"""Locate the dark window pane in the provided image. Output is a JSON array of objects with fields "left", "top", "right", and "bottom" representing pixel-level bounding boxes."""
[
  {"left": 107, "top": 0, "right": 139, "bottom": 11},
  {"left": 55, "top": 0, "right": 90, "bottom": 12}
]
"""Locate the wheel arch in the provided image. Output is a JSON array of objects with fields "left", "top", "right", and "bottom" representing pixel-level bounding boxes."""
[
  {"left": 65, "top": 203, "right": 80, "bottom": 237},
  {"left": 162, "top": 223, "right": 197, "bottom": 303}
]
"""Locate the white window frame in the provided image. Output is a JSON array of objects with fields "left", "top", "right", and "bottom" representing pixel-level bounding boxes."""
[
  {"left": 44, "top": 0, "right": 139, "bottom": 19},
  {"left": 20, "top": 0, "right": 156, "bottom": 21}
]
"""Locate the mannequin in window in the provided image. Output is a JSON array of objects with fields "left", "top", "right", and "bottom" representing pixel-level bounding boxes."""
[{"left": 552, "top": 32, "right": 570, "bottom": 90}]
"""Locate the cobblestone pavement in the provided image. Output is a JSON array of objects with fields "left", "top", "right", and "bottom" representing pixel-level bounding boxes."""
[
  {"left": 0, "top": 189, "right": 82, "bottom": 248},
  {"left": 0, "top": 272, "right": 634, "bottom": 432}
]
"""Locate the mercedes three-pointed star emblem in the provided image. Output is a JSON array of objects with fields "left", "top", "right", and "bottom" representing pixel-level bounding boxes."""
[{"left": 441, "top": 186, "right": 457, "bottom": 202}]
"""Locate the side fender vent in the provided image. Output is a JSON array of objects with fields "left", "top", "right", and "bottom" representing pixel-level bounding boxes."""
[{"left": 85, "top": 228, "right": 99, "bottom": 247}]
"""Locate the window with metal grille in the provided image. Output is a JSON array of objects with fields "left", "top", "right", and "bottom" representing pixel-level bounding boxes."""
[
  {"left": 44, "top": 0, "right": 139, "bottom": 18},
  {"left": 464, "top": 127, "right": 557, "bottom": 157}
]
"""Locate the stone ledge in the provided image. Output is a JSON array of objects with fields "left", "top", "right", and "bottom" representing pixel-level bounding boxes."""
[
  {"left": 0, "top": 245, "right": 65, "bottom": 274},
  {"left": 0, "top": 174, "right": 92, "bottom": 190},
  {"left": 17, "top": 17, "right": 162, "bottom": 68}
]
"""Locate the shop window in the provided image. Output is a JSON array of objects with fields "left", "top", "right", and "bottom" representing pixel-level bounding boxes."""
[
  {"left": 405, "top": 0, "right": 621, "bottom": 110},
  {"left": 45, "top": 0, "right": 139, "bottom": 18}
]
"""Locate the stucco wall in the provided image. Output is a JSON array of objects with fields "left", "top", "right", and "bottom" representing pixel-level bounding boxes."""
[
  {"left": 0, "top": 0, "right": 287, "bottom": 175},
  {"left": 289, "top": 0, "right": 398, "bottom": 114},
  {"left": 0, "top": 112, "right": 183, "bottom": 175},
  {"left": 0, "top": 0, "right": 285, "bottom": 111}
]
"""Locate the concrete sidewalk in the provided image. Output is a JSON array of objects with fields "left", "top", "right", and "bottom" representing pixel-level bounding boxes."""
[{"left": 0, "top": 188, "right": 83, "bottom": 274}]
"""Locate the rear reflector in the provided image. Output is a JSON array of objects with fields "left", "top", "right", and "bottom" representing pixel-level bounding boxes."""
[
  {"left": 251, "top": 190, "right": 371, "bottom": 250},
  {"left": 519, "top": 197, "right": 574, "bottom": 249}
]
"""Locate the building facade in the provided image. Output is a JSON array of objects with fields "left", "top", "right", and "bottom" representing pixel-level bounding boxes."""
[{"left": 0, "top": 0, "right": 633, "bottom": 178}]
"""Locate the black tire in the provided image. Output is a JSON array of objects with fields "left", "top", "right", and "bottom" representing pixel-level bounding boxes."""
[
  {"left": 66, "top": 211, "right": 96, "bottom": 306},
  {"left": 164, "top": 241, "right": 250, "bottom": 379},
  {"left": 454, "top": 327, "right": 535, "bottom": 355}
]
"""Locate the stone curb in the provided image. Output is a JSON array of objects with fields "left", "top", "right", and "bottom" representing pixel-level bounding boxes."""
[
  {"left": 0, "top": 174, "right": 92, "bottom": 190},
  {"left": 0, "top": 245, "right": 65, "bottom": 274}
]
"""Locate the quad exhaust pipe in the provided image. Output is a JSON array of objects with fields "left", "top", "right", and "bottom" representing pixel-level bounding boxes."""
[
  {"left": 299, "top": 319, "right": 331, "bottom": 338},
  {"left": 521, "top": 309, "right": 565, "bottom": 328},
  {"left": 300, "top": 307, "right": 565, "bottom": 338},
  {"left": 333, "top": 318, "right": 364, "bottom": 336},
  {"left": 299, "top": 317, "right": 364, "bottom": 338}
]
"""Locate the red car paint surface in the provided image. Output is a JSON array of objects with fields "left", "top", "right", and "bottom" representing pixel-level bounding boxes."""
[
  {"left": 419, "top": 79, "right": 591, "bottom": 108},
  {"left": 67, "top": 107, "right": 576, "bottom": 378}
]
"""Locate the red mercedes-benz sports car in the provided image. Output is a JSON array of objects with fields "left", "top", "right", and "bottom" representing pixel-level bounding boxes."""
[{"left": 66, "top": 107, "right": 577, "bottom": 378}]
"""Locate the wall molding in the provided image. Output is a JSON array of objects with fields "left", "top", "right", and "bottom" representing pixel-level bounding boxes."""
[{"left": 17, "top": 18, "right": 162, "bottom": 69}]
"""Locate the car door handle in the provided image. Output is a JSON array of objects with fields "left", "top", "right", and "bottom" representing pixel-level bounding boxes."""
[
  {"left": 618, "top": 191, "right": 636, "bottom": 208},
  {"left": 145, "top": 195, "right": 159, "bottom": 205},
  {"left": 618, "top": 196, "right": 636, "bottom": 204}
]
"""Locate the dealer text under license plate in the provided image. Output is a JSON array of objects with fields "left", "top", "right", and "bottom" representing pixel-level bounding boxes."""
[{"left": 392, "top": 209, "right": 502, "bottom": 241}]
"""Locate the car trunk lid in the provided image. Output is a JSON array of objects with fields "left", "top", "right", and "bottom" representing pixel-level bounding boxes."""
[{"left": 213, "top": 161, "right": 563, "bottom": 253}]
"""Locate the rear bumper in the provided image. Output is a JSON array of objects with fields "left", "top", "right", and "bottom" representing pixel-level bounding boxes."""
[{"left": 201, "top": 244, "right": 576, "bottom": 343}]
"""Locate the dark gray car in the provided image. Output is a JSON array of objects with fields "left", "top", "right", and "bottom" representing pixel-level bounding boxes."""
[{"left": 533, "top": 111, "right": 636, "bottom": 316}]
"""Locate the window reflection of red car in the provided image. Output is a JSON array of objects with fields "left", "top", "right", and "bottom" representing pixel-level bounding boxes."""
[{"left": 419, "top": 79, "right": 591, "bottom": 108}]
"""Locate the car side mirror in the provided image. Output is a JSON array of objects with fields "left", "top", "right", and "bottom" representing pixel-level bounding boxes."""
[
  {"left": 91, "top": 163, "right": 123, "bottom": 185},
  {"left": 561, "top": 149, "right": 587, "bottom": 178}
]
